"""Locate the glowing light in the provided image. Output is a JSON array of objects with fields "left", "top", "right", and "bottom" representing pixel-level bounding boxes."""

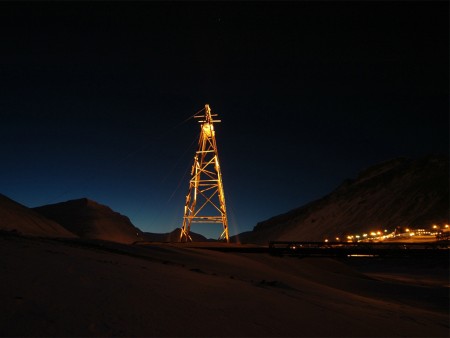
[
  {"left": 445, "top": 224, "right": 449, "bottom": 228},
  {"left": 348, "top": 254, "right": 376, "bottom": 257},
  {"left": 405, "top": 228, "right": 410, "bottom": 232},
  {"left": 324, "top": 239, "right": 329, "bottom": 243},
  {"left": 370, "top": 232, "right": 376, "bottom": 236},
  {"left": 363, "top": 233, "right": 368, "bottom": 237},
  {"left": 202, "top": 123, "right": 215, "bottom": 137}
]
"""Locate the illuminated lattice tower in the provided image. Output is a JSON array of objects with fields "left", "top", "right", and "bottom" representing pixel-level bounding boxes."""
[{"left": 180, "top": 104, "right": 229, "bottom": 242}]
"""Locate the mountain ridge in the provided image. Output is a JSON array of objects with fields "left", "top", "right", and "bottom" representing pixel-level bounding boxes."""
[
  {"left": 0, "top": 193, "right": 77, "bottom": 238},
  {"left": 33, "top": 198, "right": 143, "bottom": 244},
  {"left": 247, "top": 155, "right": 449, "bottom": 243}
]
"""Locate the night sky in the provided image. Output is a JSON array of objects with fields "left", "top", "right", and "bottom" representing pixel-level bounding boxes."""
[{"left": 0, "top": 2, "right": 448, "bottom": 238}]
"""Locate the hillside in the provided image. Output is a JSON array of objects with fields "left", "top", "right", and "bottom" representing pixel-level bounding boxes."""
[
  {"left": 0, "top": 194, "right": 76, "bottom": 238},
  {"left": 34, "top": 198, "right": 142, "bottom": 244},
  {"left": 247, "top": 156, "right": 449, "bottom": 243}
]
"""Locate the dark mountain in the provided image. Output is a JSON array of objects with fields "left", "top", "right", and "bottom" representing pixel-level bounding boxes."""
[
  {"left": 142, "top": 228, "right": 209, "bottom": 242},
  {"left": 0, "top": 193, "right": 76, "bottom": 238},
  {"left": 34, "top": 198, "right": 143, "bottom": 244},
  {"left": 244, "top": 156, "right": 449, "bottom": 243}
]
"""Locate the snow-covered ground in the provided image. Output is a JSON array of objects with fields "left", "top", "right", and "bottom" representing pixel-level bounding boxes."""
[{"left": 0, "top": 233, "right": 448, "bottom": 337}]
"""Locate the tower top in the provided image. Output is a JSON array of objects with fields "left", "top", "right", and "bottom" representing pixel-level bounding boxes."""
[{"left": 194, "top": 104, "right": 221, "bottom": 124}]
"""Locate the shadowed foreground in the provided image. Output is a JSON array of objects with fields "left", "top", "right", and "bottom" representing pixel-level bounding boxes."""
[{"left": 0, "top": 233, "right": 448, "bottom": 337}]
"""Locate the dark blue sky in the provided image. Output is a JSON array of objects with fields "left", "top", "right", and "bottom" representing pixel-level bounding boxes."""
[{"left": 0, "top": 2, "right": 448, "bottom": 238}]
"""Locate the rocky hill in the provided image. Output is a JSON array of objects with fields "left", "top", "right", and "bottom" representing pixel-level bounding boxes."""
[
  {"left": 34, "top": 198, "right": 143, "bottom": 244},
  {"left": 0, "top": 194, "right": 77, "bottom": 238},
  {"left": 245, "top": 156, "right": 449, "bottom": 243}
]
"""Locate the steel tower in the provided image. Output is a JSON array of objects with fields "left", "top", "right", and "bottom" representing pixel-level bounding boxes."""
[{"left": 180, "top": 104, "right": 229, "bottom": 242}]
